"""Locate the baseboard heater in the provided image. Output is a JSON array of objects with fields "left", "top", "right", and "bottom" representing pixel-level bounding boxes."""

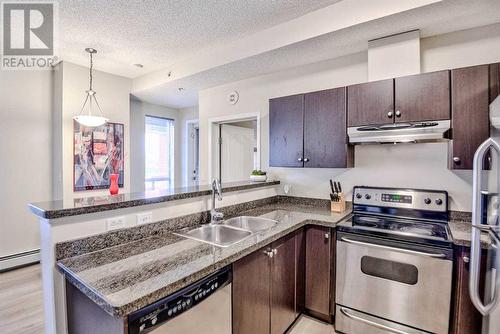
[{"left": 0, "top": 249, "right": 40, "bottom": 272}]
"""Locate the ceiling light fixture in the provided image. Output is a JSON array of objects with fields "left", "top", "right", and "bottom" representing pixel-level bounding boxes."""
[
  {"left": 133, "top": 63, "right": 143, "bottom": 68},
  {"left": 178, "top": 87, "right": 185, "bottom": 92},
  {"left": 73, "top": 48, "right": 108, "bottom": 127}
]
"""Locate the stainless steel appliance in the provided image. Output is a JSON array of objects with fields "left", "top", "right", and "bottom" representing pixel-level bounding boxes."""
[
  {"left": 347, "top": 120, "right": 450, "bottom": 144},
  {"left": 468, "top": 98, "right": 500, "bottom": 334},
  {"left": 128, "top": 267, "right": 231, "bottom": 334},
  {"left": 336, "top": 186, "right": 453, "bottom": 334}
]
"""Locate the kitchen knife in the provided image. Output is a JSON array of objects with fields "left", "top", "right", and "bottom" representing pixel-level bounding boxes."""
[
  {"left": 336, "top": 182, "right": 342, "bottom": 194},
  {"left": 329, "top": 179, "right": 335, "bottom": 194}
]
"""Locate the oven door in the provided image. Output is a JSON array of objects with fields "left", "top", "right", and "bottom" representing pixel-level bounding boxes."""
[{"left": 336, "top": 233, "right": 453, "bottom": 334}]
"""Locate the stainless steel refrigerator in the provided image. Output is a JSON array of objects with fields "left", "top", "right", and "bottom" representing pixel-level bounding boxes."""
[{"left": 469, "top": 96, "right": 500, "bottom": 334}]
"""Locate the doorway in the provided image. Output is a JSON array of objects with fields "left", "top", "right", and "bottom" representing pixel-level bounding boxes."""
[
  {"left": 186, "top": 120, "right": 200, "bottom": 186},
  {"left": 144, "top": 115, "right": 174, "bottom": 190},
  {"left": 208, "top": 113, "right": 260, "bottom": 183}
]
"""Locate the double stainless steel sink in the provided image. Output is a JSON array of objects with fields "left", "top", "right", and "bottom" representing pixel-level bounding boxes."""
[{"left": 174, "top": 216, "right": 278, "bottom": 247}]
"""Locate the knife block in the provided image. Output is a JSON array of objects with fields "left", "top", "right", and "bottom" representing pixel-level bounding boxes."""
[{"left": 331, "top": 193, "right": 346, "bottom": 213}]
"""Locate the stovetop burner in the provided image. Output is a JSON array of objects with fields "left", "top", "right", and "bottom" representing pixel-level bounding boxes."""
[{"left": 340, "top": 214, "right": 452, "bottom": 247}]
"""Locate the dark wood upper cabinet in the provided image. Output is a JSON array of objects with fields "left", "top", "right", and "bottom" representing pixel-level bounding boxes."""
[
  {"left": 304, "top": 88, "right": 353, "bottom": 168},
  {"left": 490, "top": 62, "right": 500, "bottom": 103},
  {"left": 270, "top": 90, "right": 352, "bottom": 168},
  {"left": 451, "top": 65, "right": 490, "bottom": 170},
  {"left": 305, "top": 226, "right": 332, "bottom": 321},
  {"left": 347, "top": 79, "right": 394, "bottom": 126},
  {"left": 395, "top": 70, "right": 450, "bottom": 123},
  {"left": 270, "top": 233, "right": 296, "bottom": 334},
  {"left": 233, "top": 245, "right": 271, "bottom": 334},
  {"left": 269, "top": 94, "right": 304, "bottom": 167}
]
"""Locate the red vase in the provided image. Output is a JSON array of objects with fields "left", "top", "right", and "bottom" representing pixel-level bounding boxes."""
[{"left": 109, "top": 173, "right": 119, "bottom": 195}]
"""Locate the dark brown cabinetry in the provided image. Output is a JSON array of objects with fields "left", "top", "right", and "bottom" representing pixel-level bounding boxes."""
[
  {"left": 347, "top": 70, "right": 450, "bottom": 126},
  {"left": 304, "top": 88, "right": 353, "bottom": 168},
  {"left": 304, "top": 226, "right": 333, "bottom": 321},
  {"left": 450, "top": 65, "right": 490, "bottom": 170},
  {"left": 347, "top": 79, "right": 394, "bottom": 126},
  {"left": 490, "top": 62, "right": 500, "bottom": 103},
  {"left": 269, "top": 89, "right": 352, "bottom": 168},
  {"left": 233, "top": 233, "right": 298, "bottom": 334},
  {"left": 269, "top": 94, "right": 304, "bottom": 167},
  {"left": 450, "top": 246, "right": 487, "bottom": 334},
  {"left": 395, "top": 70, "right": 450, "bottom": 122}
]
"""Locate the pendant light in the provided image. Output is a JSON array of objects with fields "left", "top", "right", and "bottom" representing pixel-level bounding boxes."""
[{"left": 73, "top": 48, "right": 108, "bottom": 127}]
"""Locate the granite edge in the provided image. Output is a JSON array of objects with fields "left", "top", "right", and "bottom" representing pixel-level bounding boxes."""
[{"left": 29, "top": 180, "right": 280, "bottom": 219}]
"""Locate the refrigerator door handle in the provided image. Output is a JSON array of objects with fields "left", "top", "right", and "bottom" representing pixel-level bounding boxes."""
[{"left": 470, "top": 138, "right": 500, "bottom": 316}]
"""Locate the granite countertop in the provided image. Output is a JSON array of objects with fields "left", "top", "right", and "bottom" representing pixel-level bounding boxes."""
[
  {"left": 29, "top": 180, "right": 279, "bottom": 219},
  {"left": 57, "top": 199, "right": 486, "bottom": 318},
  {"left": 58, "top": 203, "right": 349, "bottom": 317}
]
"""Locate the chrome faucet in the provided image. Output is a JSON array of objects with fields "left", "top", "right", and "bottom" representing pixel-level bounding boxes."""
[{"left": 210, "top": 179, "right": 224, "bottom": 223}]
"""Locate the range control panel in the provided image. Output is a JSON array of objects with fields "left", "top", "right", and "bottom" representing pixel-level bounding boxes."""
[{"left": 353, "top": 186, "right": 448, "bottom": 212}]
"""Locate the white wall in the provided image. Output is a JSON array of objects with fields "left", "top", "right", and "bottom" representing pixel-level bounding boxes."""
[
  {"left": 0, "top": 70, "right": 52, "bottom": 258},
  {"left": 54, "top": 62, "right": 132, "bottom": 200},
  {"left": 130, "top": 99, "right": 182, "bottom": 191},
  {"left": 199, "top": 23, "right": 500, "bottom": 211}
]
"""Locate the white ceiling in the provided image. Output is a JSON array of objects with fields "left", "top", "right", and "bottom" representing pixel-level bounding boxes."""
[
  {"left": 58, "top": 0, "right": 500, "bottom": 109},
  {"left": 131, "top": 0, "right": 500, "bottom": 108},
  {"left": 58, "top": 0, "right": 341, "bottom": 78}
]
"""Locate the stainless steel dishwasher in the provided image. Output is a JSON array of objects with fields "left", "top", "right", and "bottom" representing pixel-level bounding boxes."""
[{"left": 128, "top": 266, "right": 232, "bottom": 334}]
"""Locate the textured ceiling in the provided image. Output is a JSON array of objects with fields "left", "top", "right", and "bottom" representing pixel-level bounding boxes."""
[
  {"left": 58, "top": 0, "right": 341, "bottom": 78},
  {"left": 132, "top": 0, "right": 500, "bottom": 108}
]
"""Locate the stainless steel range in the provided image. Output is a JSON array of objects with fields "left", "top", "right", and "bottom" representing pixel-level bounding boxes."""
[{"left": 335, "top": 186, "right": 453, "bottom": 334}]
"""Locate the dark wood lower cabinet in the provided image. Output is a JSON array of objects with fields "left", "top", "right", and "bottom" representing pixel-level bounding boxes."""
[
  {"left": 233, "top": 245, "right": 271, "bottom": 334},
  {"left": 233, "top": 232, "right": 300, "bottom": 334},
  {"left": 450, "top": 245, "right": 487, "bottom": 334},
  {"left": 304, "top": 226, "right": 333, "bottom": 321},
  {"left": 271, "top": 233, "right": 297, "bottom": 334}
]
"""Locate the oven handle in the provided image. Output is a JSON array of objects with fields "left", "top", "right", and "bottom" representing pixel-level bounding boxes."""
[
  {"left": 340, "top": 237, "right": 447, "bottom": 259},
  {"left": 339, "top": 307, "right": 411, "bottom": 334}
]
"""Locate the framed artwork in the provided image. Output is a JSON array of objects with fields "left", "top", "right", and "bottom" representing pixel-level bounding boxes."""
[{"left": 73, "top": 121, "right": 124, "bottom": 191}]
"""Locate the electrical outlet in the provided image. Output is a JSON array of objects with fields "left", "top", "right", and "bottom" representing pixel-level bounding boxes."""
[
  {"left": 137, "top": 212, "right": 153, "bottom": 225},
  {"left": 106, "top": 216, "right": 126, "bottom": 231}
]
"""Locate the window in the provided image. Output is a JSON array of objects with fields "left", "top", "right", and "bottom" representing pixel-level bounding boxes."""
[{"left": 145, "top": 116, "right": 174, "bottom": 190}]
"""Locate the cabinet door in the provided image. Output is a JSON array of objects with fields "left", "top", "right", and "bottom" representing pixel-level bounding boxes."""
[
  {"left": 295, "top": 228, "right": 306, "bottom": 316},
  {"left": 304, "top": 88, "right": 353, "bottom": 168},
  {"left": 233, "top": 246, "right": 271, "bottom": 334},
  {"left": 395, "top": 70, "right": 450, "bottom": 122},
  {"left": 451, "top": 65, "right": 489, "bottom": 170},
  {"left": 270, "top": 234, "right": 297, "bottom": 334},
  {"left": 490, "top": 62, "right": 500, "bottom": 103},
  {"left": 305, "top": 226, "right": 332, "bottom": 319},
  {"left": 450, "top": 246, "right": 486, "bottom": 334},
  {"left": 347, "top": 79, "right": 394, "bottom": 126},
  {"left": 269, "top": 95, "right": 304, "bottom": 167}
]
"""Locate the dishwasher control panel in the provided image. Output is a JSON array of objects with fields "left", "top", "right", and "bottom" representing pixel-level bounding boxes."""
[{"left": 128, "top": 266, "right": 232, "bottom": 334}]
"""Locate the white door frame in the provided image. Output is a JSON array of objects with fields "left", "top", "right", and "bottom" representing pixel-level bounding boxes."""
[
  {"left": 185, "top": 119, "right": 199, "bottom": 186},
  {"left": 207, "top": 112, "right": 261, "bottom": 183}
]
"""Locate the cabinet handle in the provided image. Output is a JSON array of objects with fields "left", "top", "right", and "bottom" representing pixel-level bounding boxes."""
[
  {"left": 325, "top": 233, "right": 330, "bottom": 240},
  {"left": 303, "top": 158, "right": 310, "bottom": 162},
  {"left": 453, "top": 157, "right": 461, "bottom": 163},
  {"left": 263, "top": 250, "right": 273, "bottom": 258},
  {"left": 395, "top": 110, "right": 401, "bottom": 117},
  {"left": 463, "top": 256, "right": 470, "bottom": 263},
  {"left": 272, "top": 248, "right": 278, "bottom": 256},
  {"left": 387, "top": 111, "right": 393, "bottom": 118},
  {"left": 298, "top": 157, "right": 303, "bottom": 162}
]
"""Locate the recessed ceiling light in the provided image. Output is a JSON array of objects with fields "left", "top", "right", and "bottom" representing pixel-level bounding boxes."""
[
  {"left": 133, "top": 63, "right": 143, "bottom": 68},
  {"left": 178, "top": 87, "right": 185, "bottom": 92}
]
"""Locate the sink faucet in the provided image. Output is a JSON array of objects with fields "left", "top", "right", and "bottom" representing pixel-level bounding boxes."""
[{"left": 210, "top": 179, "right": 224, "bottom": 223}]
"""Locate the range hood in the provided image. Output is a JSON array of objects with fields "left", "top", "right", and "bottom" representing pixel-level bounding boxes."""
[{"left": 348, "top": 120, "right": 451, "bottom": 144}]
